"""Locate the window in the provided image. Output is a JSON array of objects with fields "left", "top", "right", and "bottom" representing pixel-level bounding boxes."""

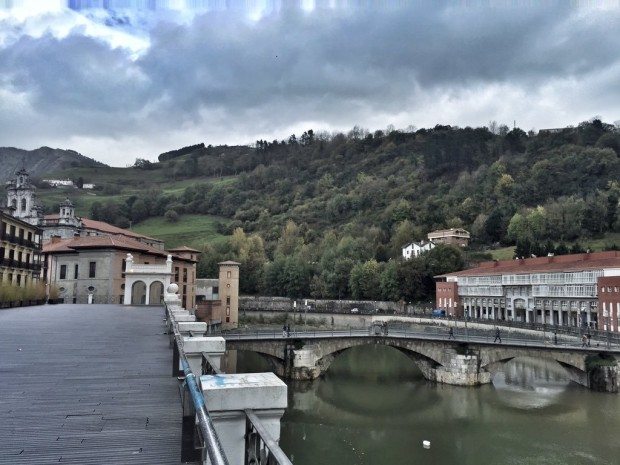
[
  {"left": 89, "top": 261, "right": 96, "bottom": 278},
  {"left": 17, "top": 251, "right": 22, "bottom": 263},
  {"left": 226, "top": 306, "right": 230, "bottom": 316},
  {"left": 226, "top": 296, "right": 231, "bottom": 305},
  {"left": 27, "top": 232, "right": 32, "bottom": 241},
  {"left": 60, "top": 264, "right": 67, "bottom": 279},
  {"left": 183, "top": 268, "right": 187, "bottom": 282},
  {"left": 174, "top": 267, "right": 179, "bottom": 282},
  {"left": 74, "top": 264, "right": 79, "bottom": 279},
  {"left": 122, "top": 259, "right": 126, "bottom": 273},
  {"left": 16, "top": 274, "right": 21, "bottom": 286},
  {"left": 227, "top": 271, "right": 231, "bottom": 278},
  {"left": 87, "top": 286, "right": 95, "bottom": 292}
]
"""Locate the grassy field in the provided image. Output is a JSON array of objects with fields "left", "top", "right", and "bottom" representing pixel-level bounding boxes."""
[
  {"left": 489, "top": 246, "right": 515, "bottom": 260},
  {"left": 131, "top": 214, "right": 230, "bottom": 249}
]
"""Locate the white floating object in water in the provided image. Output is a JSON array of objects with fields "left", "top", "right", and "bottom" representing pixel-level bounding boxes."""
[{"left": 423, "top": 440, "right": 431, "bottom": 449}]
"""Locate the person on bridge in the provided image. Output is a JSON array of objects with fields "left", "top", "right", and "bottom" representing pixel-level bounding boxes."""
[
  {"left": 448, "top": 327, "right": 455, "bottom": 340},
  {"left": 581, "top": 335, "right": 588, "bottom": 347},
  {"left": 493, "top": 328, "right": 502, "bottom": 343},
  {"left": 283, "top": 325, "right": 287, "bottom": 337},
  {"left": 586, "top": 332, "right": 591, "bottom": 347}
]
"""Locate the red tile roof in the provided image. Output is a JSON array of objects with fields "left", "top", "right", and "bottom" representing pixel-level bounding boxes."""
[
  {"left": 43, "top": 235, "right": 168, "bottom": 256},
  {"left": 167, "top": 245, "right": 200, "bottom": 252},
  {"left": 43, "top": 214, "right": 159, "bottom": 242},
  {"left": 441, "top": 251, "right": 620, "bottom": 277},
  {"left": 42, "top": 234, "right": 197, "bottom": 263}
]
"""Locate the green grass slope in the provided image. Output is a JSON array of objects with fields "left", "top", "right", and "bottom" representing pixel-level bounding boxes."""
[{"left": 131, "top": 214, "right": 229, "bottom": 249}]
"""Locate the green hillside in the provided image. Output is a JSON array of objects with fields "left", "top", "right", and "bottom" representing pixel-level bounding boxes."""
[
  {"left": 16, "top": 119, "right": 620, "bottom": 302},
  {"left": 131, "top": 214, "right": 229, "bottom": 249}
]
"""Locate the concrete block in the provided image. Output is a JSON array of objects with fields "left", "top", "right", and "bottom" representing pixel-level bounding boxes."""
[
  {"left": 183, "top": 336, "right": 226, "bottom": 355},
  {"left": 177, "top": 321, "right": 207, "bottom": 336},
  {"left": 174, "top": 314, "right": 195, "bottom": 322},
  {"left": 200, "top": 372, "right": 288, "bottom": 465}
]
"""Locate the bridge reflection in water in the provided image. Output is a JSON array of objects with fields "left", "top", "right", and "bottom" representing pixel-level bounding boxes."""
[{"left": 229, "top": 345, "right": 620, "bottom": 465}]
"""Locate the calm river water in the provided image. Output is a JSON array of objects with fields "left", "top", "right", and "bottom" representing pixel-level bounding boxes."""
[{"left": 234, "top": 346, "right": 620, "bottom": 465}]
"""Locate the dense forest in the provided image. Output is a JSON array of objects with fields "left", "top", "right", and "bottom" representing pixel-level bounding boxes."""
[{"left": 86, "top": 119, "right": 620, "bottom": 302}]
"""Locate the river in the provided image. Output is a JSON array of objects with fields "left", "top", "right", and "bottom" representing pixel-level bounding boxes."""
[{"left": 233, "top": 345, "right": 620, "bottom": 465}]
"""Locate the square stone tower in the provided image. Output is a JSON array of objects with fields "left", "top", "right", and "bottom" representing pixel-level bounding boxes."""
[{"left": 218, "top": 260, "right": 240, "bottom": 329}]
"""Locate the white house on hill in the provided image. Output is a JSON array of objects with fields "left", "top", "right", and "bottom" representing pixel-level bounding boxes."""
[{"left": 402, "top": 240, "right": 436, "bottom": 260}]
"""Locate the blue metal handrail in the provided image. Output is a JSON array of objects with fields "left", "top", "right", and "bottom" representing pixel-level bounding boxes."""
[{"left": 167, "top": 304, "right": 230, "bottom": 465}]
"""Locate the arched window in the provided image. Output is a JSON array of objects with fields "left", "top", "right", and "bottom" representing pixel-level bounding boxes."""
[
  {"left": 21, "top": 198, "right": 27, "bottom": 212},
  {"left": 11, "top": 198, "right": 17, "bottom": 209}
]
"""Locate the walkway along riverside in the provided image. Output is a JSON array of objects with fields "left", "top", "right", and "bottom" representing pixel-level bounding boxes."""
[
  {"left": 221, "top": 324, "right": 620, "bottom": 392},
  {"left": 164, "top": 284, "right": 293, "bottom": 465}
]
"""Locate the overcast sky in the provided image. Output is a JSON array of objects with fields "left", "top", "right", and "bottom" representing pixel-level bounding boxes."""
[{"left": 0, "top": 0, "right": 619, "bottom": 166}]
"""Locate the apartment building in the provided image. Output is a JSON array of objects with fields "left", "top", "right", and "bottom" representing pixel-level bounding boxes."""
[
  {"left": 0, "top": 210, "right": 43, "bottom": 287},
  {"left": 436, "top": 251, "right": 620, "bottom": 332}
]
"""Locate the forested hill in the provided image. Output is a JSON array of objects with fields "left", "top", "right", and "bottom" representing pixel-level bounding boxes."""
[
  {"left": 31, "top": 119, "right": 620, "bottom": 302},
  {"left": 121, "top": 119, "right": 619, "bottom": 253},
  {"left": 0, "top": 147, "right": 106, "bottom": 182}
]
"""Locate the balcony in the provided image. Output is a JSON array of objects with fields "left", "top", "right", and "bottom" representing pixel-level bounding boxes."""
[{"left": 0, "top": 258, "right": 42, "bottom": 271}]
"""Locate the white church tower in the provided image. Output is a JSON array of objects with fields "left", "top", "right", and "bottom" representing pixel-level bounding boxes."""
[{"left": 5, "top": 168, "right": 42, "bottom": 226}]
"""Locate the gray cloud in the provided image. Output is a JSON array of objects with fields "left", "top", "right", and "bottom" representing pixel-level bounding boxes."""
[{"left": 0, "top": 3, "right": 619, "bottom": 164}]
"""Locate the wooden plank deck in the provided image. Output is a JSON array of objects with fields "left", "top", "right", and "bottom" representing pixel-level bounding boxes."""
[{"left": 0, "top": 304, "right": 182, "bottom": 464}]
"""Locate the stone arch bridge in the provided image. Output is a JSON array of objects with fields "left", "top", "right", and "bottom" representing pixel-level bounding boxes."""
[{"left": 224, "top": 330, "right": 619, "bottom": 392}]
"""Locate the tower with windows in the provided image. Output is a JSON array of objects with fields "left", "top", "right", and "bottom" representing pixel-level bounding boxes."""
[{"left": 5, "top": 168, "right": 42, "bottom": 226}]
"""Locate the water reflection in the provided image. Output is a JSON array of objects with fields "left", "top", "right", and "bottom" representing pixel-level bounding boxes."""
[
  {"left": 491, "top": 357, "right": 572, "bottom": 410},
  {"left": 231, "top": 346, "right": 620, "bottom": 465}
]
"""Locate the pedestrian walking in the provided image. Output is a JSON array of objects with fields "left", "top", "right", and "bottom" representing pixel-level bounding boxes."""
[
  {"left": 493, "top": 328, "right": 502, "bottom": 343},
  {"left": 448, "top": 327, "right": 455, "bottom": 340},
  {"left": 282, "top": 324, "right": 287, "bottom": 337},
  {"left": 581, "top": 335, "right": 588, "bottom": 347},
  {"left": 586, "top": 332, "right": 591, "bottom": 347},
  {"left": 553, "top": 331, "right": 558, "bottom": 345},
  {"left": 286, "top": 324, "right": 291, "bottom": 337}
]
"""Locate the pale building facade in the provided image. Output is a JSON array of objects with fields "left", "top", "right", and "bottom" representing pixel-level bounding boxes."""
[
  {"left": 5, "top": 169, "right": 43, "bottom": 226},
  {"left": 436, "top": 251, "right": 620, "bottom": 332},
  {"left": 0, "top": 210, "right": 43, "bottom": 287},
  {"left": 402, "top": 240, "right": 435, "bottom": 260},
  {"left": 43, "top": 236, "right": 196, "bottom": 306}
]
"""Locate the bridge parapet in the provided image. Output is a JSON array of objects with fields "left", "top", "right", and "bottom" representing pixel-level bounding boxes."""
[{"left": 164, "top": 285, "right": 293, "bottom": 464}]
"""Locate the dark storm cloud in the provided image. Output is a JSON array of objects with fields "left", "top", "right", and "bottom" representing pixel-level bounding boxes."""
[{"left": 0, "top": 3, "right": 619, "bottom": 162}]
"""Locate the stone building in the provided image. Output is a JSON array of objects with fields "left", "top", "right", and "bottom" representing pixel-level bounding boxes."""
[
  {"left": 0, "top": 210, "right": 43, "bottom": 287},
  {"left": 42, "top": 235, "right": 196, "bottom": 305},
  {"left": 5, "top": 168, "right": 44, "bottom": 226},
  {"left": 427, "top": 228, "right": 470, "bottom": 247},
  {"left": 436, "top": 251, "right": 620, "bottom": 332},
  {"left": 195, "top": 261, "right": 240, "bottom": 329}
]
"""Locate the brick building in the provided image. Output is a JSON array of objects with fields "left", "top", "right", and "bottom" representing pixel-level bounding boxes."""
[{"left": 436, "top": 251, "right": 620, "bottom": 332}]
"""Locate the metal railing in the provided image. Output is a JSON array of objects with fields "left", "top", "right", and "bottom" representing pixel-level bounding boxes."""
[
  {"left": 245, "top": 410, "right": 293, "bottom": 465},
  {"left": 221, "top": 326, "right": 620, "bottom": 352},
  {"left": 169, "top": 313, "right": 230, "bottom": 465}
]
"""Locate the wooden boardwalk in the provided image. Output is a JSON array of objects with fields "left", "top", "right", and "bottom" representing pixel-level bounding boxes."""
[{"left": 0, "top": 304, "right": 182, "bottom": 464}]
